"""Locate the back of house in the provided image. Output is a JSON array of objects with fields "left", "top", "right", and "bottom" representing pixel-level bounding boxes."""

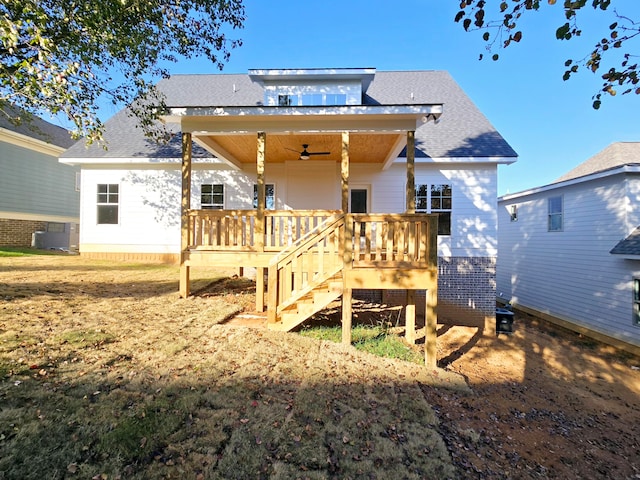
[{"left": 61, "top": 68, "right": 517, "bottom": 328}]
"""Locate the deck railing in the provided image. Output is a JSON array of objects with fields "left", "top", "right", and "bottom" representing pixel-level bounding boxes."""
[
  {"left": 349, "top": 214, "right": 437, "bottom": 267},
  {"left": 187, "top": 209, "right": 340, "bottom": 251}
]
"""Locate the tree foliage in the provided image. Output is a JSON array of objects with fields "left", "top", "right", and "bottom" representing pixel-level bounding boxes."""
[
  {"left": 455, "top": 0, "right": 640, "bottom": 109},
  {"left": 0, "top": 0, "right": 245, "bottom": 143}
]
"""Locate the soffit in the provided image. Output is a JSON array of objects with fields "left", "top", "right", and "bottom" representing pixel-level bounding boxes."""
[{"left": 196, "top": 132, "right": 402, "bottom": 164}]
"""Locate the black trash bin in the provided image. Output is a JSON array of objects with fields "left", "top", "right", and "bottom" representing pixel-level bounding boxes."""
[{"left": 496, "top": 308, "right": 515, "bottom": 335}]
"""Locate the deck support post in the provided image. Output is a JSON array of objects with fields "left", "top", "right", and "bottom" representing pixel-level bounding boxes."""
[
  {"left": 406, "top": 291, "right": 416, "bottom": 344},
  {"left": 425, "top": 287, "right": 437, "bottom": 369},
  {"left": 342, "top": 287, "right": 352, "bottom": 345},
  {"left": 255, "top": 131, "right": 266, "bottom": 312},
  {"left": 179, "top": 132, "right": 192, "bottom": 298}
]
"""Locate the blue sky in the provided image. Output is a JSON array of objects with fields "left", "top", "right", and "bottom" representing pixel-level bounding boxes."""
[{"left": 146, "top": 1, "right": 640, "bottom": 196}]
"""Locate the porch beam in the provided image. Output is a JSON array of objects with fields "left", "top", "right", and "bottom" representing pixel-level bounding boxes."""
[
  {"left": 179, "top": 132, "right": 192, "bottom": 298},
  {"left": 255, "top": 131, "right": 266, "bottom": 312}
]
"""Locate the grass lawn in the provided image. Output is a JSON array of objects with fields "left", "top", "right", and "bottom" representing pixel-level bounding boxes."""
[{"left": 0, "top": 253, "right": 464, "bottom": 479}]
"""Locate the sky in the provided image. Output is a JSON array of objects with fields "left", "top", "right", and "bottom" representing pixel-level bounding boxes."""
[{"left": 109, "top": 0, "right": 640, "bottom": 196}]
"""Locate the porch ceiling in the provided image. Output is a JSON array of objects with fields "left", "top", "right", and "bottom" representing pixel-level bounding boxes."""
[
  {"left": 194, "top": 132, "right": 404, "bottom": 164},
  {"left": 162, "top": 104, "right": 442, "bottom": 167}
]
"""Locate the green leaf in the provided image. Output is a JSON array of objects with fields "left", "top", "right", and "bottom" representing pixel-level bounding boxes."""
[
  {"left": 492, "top": 53, "right": 499, "bottom": 61},
  {"left": 556, "top": 23, "right": 570, "bottom": 40},
  {"left": 483, "top": 31, "right": 490, "bottom": 41}
]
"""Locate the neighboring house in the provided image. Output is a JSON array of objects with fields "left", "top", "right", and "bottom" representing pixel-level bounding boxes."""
[
  {"left": 60, "top": 68, "right": 517, "bottom": 354},
  {"left": 498, "top": 142, "right": 640, "bottom": 353},
  {"left": 0, "top": 106, "right": 79, "bottom": 250}
]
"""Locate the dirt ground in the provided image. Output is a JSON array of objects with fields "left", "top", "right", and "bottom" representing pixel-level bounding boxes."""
[
  {"left": 2, "top": 254, "right": 640, "bottom": 479},
  {"left": 302, "top": 299, "right": 640, "bottom": 479}
]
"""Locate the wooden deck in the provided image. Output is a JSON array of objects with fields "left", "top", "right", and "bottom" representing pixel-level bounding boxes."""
[{"left": 180, "top": 210, "right": 439, "bottom": 366}]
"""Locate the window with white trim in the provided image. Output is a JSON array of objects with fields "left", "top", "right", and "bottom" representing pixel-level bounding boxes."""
[
  {"left": 415, "top": 183, "right": 452, "bottom": 235},
  {"left": 253, "top": 184, "right": 275, "bottom": 209},
  {"left": 548, "top": 196, "right": 563, "bottom": 232},
  {"left": 510, "top": 205, "right": 518, "bottom": 222},
  {"left": 201, "top": 184, "right": 224, "bottom": 210},
  {"left": 97, "top": 184, "right": 119, "bottom": 224}
]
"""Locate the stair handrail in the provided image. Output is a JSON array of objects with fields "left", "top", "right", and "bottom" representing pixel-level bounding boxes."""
[{"left": 267, "top": 214, "right": 346, "bottom": 324}]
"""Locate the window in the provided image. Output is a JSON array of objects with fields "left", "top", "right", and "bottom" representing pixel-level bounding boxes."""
[
  {"left": 324, "top": 93, "right": 347, "bottom": 105},
  {"left": 278, "top": 94, "right": 298, "bottom": 106},
  {"left": 301, "top": 93, "right": 323, "bottom": 105},
  {"left": 275, "top": 92, "right": 348, "bottom": 106},
  {"left": 510, "top": 205, "right": 518, "bottom": 222},
  {"left": 634, "top": 279, "right": 640, "bottom": 326},
  {"left": 548, "top": 196, "right": 563, "bottom": 232},
  {"left": 253, "top": 184, "right": 275, "bottom": 209},
  {"left": 201, "top": 184, "right": 224, "bottom": 210},
  {"left": 97, "top": 184, "right": 119, "bottom": 224},
  {"left": 415, "top": 183, "right": 452, "bottom": 235}
]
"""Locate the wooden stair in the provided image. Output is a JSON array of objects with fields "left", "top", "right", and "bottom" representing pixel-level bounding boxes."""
[{"left": 267, "top": 273, "right": 343, "bottom": 331}]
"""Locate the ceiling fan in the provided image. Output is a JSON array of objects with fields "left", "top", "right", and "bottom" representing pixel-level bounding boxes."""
[{"left": 287, "top": 144, "right": 330, "bottom": 160}]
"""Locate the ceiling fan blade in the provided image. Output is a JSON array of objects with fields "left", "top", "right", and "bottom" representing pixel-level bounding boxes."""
[{"left": 307, "top": 152, "right": 331, "bottom": 155}]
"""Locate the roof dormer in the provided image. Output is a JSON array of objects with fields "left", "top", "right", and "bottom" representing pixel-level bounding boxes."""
[{"left": 248, "top": 68, "right": 376, "bottom": 106}]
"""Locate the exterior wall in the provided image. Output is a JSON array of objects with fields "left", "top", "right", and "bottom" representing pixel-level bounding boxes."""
[
  {"left": 0, "top": 140, "right": 80, "bottom": 220},
  {"left": 0, "top": 139, "right": 80, "bottom": 247},
  {"left": 498, "top": 174, "right": 640, "bottom": 348}
]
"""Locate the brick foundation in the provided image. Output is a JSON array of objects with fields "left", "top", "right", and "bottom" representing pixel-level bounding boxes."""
[
  {"left": 381, "top": 256, "right": 496, "bottom": 329},
  {"left": 0, "top": 218, "right": 47, "bottom": 247}
]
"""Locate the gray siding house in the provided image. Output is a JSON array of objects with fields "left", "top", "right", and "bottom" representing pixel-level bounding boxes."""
[
  {"left": 498, "top": 142, "right": 640, "bottom": 353},
  {"left": 0, "top": 107, "right": 79, "bottom": 249}
]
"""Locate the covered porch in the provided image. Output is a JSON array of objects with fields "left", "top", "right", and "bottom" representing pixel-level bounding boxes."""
[{"left": 162, "top": 104, "right": 443, "bottom": 366}]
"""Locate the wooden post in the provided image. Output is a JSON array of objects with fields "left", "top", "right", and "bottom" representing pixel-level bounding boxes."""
[
  {"left": 342, "top": 287, "right": 352, "bottom": 345},
  {"left": 256, "top": 132, "right": 266, "bottom": 312},
  {"left": 341, "top": 132, "right": 352, "bottom": 344},
  {"left": 406, "top": 130, "right": 415, "bottom": 214},
  {"left": 405, "top": 130, "right": 416, "bottom": 339},
  {"left": 341, "top": 131, "right": 349, "bottom": 213},
  {"left": 406, "top": 291, "right": 416, "bottom": 344},
  {"left": 179, "top": 132, "right": 192, "bottom": 298},
  {"left": 425, "top": 286, "right": 437, "bottom": 369}
]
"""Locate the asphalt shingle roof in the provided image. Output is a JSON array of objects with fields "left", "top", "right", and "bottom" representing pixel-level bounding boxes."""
[
  {"left": 62, "top": 70, "right": 517, "bottom": 160},
  {"left": 0, "top": 105, "right": 74, "bottom": 149},
  {"left": 611, "top": 226, "right": 640, "bottom": 256},
  {"left": 554, "top": 142, "right": 640, "bottom": 184}
]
